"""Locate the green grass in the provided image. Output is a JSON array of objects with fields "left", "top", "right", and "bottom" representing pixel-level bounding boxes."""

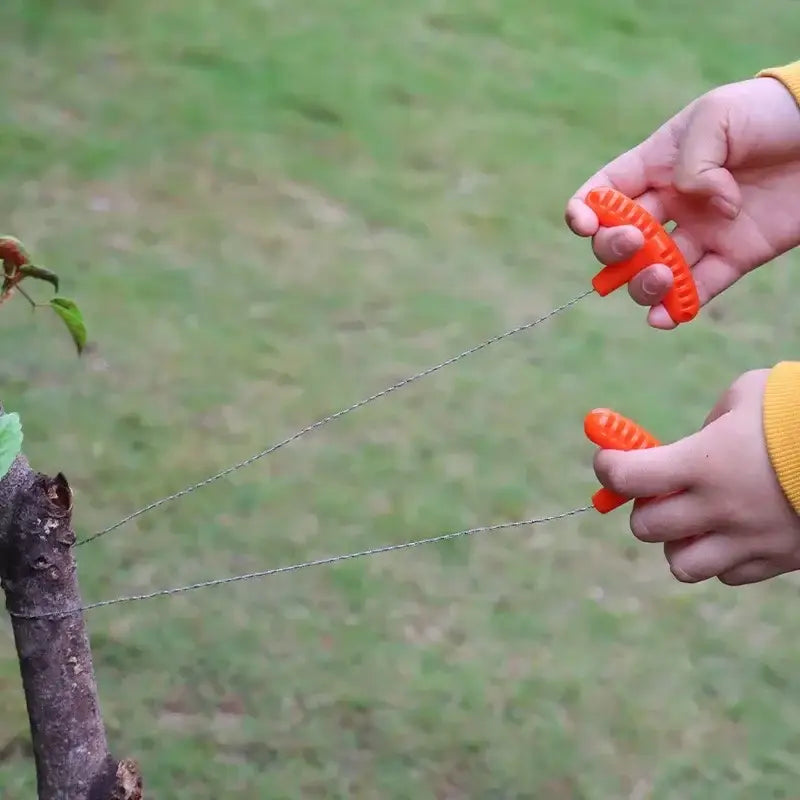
[{"left": 1, "top": 0, "right": 800, "bottom": 797}]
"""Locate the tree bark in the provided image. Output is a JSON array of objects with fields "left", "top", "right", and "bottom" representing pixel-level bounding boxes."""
[{"left": 0, "top": 417, "right": 142, "bottom": 799}]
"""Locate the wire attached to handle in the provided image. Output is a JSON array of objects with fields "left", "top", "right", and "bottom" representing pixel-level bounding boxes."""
[
  {"left": 78, "top": 292, "right": 593, "bottom": 546},
  {"left": 18, "top": 506, "right": 591, "bottom": 619},
  {"left": 80, "top": 189, "right": 698, "bottom": 546}
]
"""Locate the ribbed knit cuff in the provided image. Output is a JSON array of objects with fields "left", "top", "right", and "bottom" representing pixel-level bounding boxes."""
[
  {"left": 757, "top": 61, "right": 800, "bottom": 105},
  {"left": 763, "top": 361, "right": 800, "bottom": 515}
]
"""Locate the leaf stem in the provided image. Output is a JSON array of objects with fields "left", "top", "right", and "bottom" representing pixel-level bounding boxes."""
[{"left": 15, "top": 286, "right": 41, "bottom": 310}]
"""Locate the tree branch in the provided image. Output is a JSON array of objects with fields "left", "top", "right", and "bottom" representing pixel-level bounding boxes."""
[{"left": 0, "top": 416, "right": 142, "bottom": 799}]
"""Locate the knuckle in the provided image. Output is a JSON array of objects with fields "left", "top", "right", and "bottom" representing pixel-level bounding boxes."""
[
  {"left": 688, "top": 89, "right": 729, "bottom": 129},
  {"left": 673, "top": 168, "right": 707, "bottom": 195}
]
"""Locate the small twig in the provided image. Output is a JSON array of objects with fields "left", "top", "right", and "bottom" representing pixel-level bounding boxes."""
[{"left": 15, "top": 284, "right": 41, "bottom": 310}]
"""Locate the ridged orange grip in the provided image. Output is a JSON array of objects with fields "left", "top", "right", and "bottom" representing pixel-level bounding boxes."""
[
  {"left": 585, "top": 188, "right": 700, "bottom": 325},
  {"left": 584, "top": 408, "right": 661, "bottom": 513}
]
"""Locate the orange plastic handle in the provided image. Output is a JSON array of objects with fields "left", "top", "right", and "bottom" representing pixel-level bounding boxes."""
[
  {"left": 584, "top": 408, "right": 661, "bottom": 513},
  {"left": 584, "top": 187, "right": 700, "bottom": 325}
]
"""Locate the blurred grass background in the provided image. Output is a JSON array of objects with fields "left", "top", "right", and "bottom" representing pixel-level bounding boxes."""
[{"left": 2, "top": 1, "right": 800, "bottom": 797}]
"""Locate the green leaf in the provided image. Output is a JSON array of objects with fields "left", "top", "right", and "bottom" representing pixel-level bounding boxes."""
[
  {"left": 50, "top": 297, "right": 87, "bottom": 354},
  {"left": 19, "top": 264, "right": 60, "bottom": 293},
  {"left": 0, "top": 412, "right": 23, "bottom": 481}
]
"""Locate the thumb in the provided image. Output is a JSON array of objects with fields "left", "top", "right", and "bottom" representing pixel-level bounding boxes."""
[
  {"left": 593, "top": 429, "right": 707, "bottom": 498},
  {"left": 673, "top": 94, "right": 742, "bottom": 219}
]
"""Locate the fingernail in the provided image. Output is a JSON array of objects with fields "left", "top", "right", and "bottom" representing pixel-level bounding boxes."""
[
  {"left": 611, "top": 239, "right": 630, "bottom": 261},
  {"left": 611, "top": 236, "right": 628, "bottom": 258},
  {"left": 671, "top": 564, "right": 699, "bottom": 583},
  {"left": 711, "top": 195, "right": 739, "bottom": 220},
  {"left": 642, "top": 273, "right": 661, "bottom": 296}
]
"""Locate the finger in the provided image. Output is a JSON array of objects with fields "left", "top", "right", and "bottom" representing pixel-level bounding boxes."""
[
  {"left": 631, "top": 226, "right": 703, "bottom": 325},
  {"left": 593, "top": 430, "right": 706, "bottom": 498},
  {"left": 688, "top": 252, "right": 743, "bottom": 310},
  {"left": 624, "top": 189, "right": 671, "bottom": 224},
  {"left": 565, "top": 198, "right": 601, "bottom": 237},
  {"left": 647, "top": 307, "right": 677, "bottom": 330},
  {"left": 674, "top": 95, "right": 742, "bottom": 219},
  {"left": 717, "top": 559, "right": 786, "bottom": 586},
  {"left": 629, "top": 492, "right": 717, "bottom": 543},
  {"left": 566, "top": 150, "right": 646, "bottom": 235},
  {"left": 586, "top": 199, "right": 698, "bottom": 309},
  {"left": 586, "top": 188, "right": 674, "bottom": 261},
  {"left": 627, "top": 264, "right": 673, "bottom": 306},
  {"left": 567, "top": 188, "right": 669, "bottom": 237},
  {"left": 591, "top": 225, "right": 645, "bottom": 264},
  {"left": 647, "top": 252, "right": 740, "bottom": 329},
  {"left": 664, "top": 532, "right": 761, "bottom": 583},
  {"left": 571, "top": 149, "right": 656, "bottom": 206},
  {"left": 566, "top": 157, "right": 668, "bottom": 236},
  {"left": 606, "top": 224, "right": 704, "bottom": 321}
]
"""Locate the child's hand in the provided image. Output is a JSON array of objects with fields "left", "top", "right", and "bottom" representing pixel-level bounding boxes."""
[
  {"left": 565, "top": 77, "right": 800, "bottom": 328},
  {"left": 594, "top": 370, "right": 800, "bottom": 585}
]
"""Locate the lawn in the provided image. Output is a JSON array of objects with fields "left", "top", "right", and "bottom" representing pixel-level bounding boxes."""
[{"left": 2, "top": 0, "right": 800, "bottom": 797}]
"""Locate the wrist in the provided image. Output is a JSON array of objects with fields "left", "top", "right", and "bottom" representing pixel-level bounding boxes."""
[{"left": 763, "top": 361, "right": 800, "bottom": 515}]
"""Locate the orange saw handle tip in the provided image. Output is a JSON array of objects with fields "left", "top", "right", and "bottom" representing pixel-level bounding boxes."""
[
  {"left": 584, "top": 187, "right": 700, "bottom": 325},
  {"left": 584, "top": 408, "right": 661, "bottom": 514}
]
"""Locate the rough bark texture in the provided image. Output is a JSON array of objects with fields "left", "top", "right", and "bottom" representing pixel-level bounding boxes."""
[{"left": 0, "top": 428, "right": 142, "bottom": 799}]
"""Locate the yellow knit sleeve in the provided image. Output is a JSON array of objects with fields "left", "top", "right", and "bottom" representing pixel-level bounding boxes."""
[
  {"left": 764, "top": 362, "right": 800, "bottom": 515},
  {"left": 757, "top": 60, "right": 800, "bottom": 104}
]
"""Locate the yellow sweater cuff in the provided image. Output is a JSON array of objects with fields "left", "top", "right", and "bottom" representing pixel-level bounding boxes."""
[
  {"left": 758, "top": 60, "right": 800, "bottom": 105},
  {"left": 764, "top": 361, "right": 800, "bottom": 515}
]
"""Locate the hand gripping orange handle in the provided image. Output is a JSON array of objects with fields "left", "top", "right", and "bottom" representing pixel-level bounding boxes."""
[
  {"left": 584, "top": 187, "right": 700, "bottom": 325},
  {"left": 584, "top": 408, "right": 661, "bottom": 513}
]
